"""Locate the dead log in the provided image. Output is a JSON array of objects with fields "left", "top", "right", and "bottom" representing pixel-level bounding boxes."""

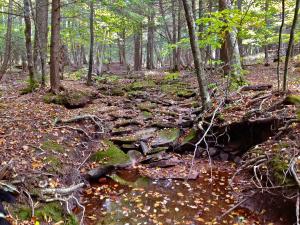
[{"left": 240, "top": 84, "right": 272, "bottom": 91}]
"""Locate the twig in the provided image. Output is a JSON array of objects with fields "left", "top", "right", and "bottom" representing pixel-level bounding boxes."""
[
  {"left": 297, "top": 191, "right": 299, "bottom": 225},
  {"left": 23, "top": 189, "right": 34, "bottom": 217},
  {"left": 218, "top": 194, "right": 254, "bottom": 220},
  {"left": 290, "top": 159, "right": 300, "bottom": 188},
  {"left": 187, "top": 100, "right": 223, "bottom": 181}
]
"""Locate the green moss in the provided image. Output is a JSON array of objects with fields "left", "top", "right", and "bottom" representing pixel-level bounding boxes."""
[
  {"left": 127, "top": 80, "right": 156, "bottom": 91},
  {"left": 127, "top": 90, "right": 145, "bottom": 98},
  {"left": 14, "top": 202, "right": 78, "bottom": 224},
  {"left": 177, "top": 89, "right": 196, "bottom": 98},
  {"left": 41, "top": 140, "right": 64, "bottom": 153},
  {"left": 91, "top": 140, "right": 129, "bottom": 165},
  {"left": 142, "top": 111, "right": 153, "bottom": 119},
  {"left": 20, "top": 79, "right": 39, "bottom": 95},
  {"left": 110, "top": 88, "right": 125, "bottom": 96},
  {"left": 164, "top": 72, "right": 180, "bottom": 80},
  {"left": 43, "top": 93, "right": 66, "bottom": 105},
  {"left": 182, "top": 129, "right": 197, "bottom": 144},
  {"left": 285, "top": 95, "right": 300, "bottom": 105},
  {"left": 137, "top": 102, "right": 157, "bottom": 112},
  {"left": 43, "top": 155, "right": 62, "bottom": 173},
  {"left": 14, "top": 206, "right": 31, "bottom": 220},
  {"left": 157, "top": 128, "right": 180, "bottom": 142},
  {"left": 269, "top": 155, "right": 294, "bottom": 185}
]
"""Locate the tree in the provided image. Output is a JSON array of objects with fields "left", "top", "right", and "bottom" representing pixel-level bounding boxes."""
[
  {"left": 0, "top": 0, "right": 13, "bottom": 79},
  {"left": 283, "top": 0, "right": 300, "bottom": 91},
  {"left": 50, "top": 0, "right": 61, "bottom": 93},
  {"left": 146, "top": 8, "right": 155, "bottom": 70},
  {"left": 181, "top": 0, "right": 211, "bottom": 109},
  {"left": 87, "top": 0, "right": 94, "bottom": 86},
  {"left": 23, "top": 0, "right": 35, "bottom": 86},
  {"left": 36, "top": 0, "right": 49, "bottom": 86},
  {"left": 277, "top": 0, "right": 285, "bottom": 91}
]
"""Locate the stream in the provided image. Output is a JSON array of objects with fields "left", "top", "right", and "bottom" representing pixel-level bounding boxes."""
[{"left": 82, "top": 167, "right": 295, "bottom": 225}]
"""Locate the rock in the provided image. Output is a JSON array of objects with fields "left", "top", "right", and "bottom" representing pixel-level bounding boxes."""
[
  {"left": 220, "top": 152, "right": 229, "bottom": 161},
  {"left": 140, "top": 141, "right": 150, "bottom": 155},
  {"left": 233, "top": 156, "right": 242, "bottom": 164},
  {"left": 134, "top": 128, "right": 157, "bottom": 141},
  {"left": 122, "top": 144, "right": 137, "bottom": 150},
  {"left": 151, "top": 128, "right": 180, "bottom": 148},
  {"left": 209, "top": 147, "right": 218, "bottom": 156},
  {"left": 148, "top": 160, "right": 177, "bottom": 168},
  {"left": 148, "top": 147, "right": 168, "bottom": 155},
  {"left": 127, "top": 150, "right": 143, "bottom": 165},
  {"left": 115, "top": 119, "right": 141, "bottom": 128},
  {"left": 91, "top": 140, "right": 130, "bottom": 165},
  {"left": 177, "top": 89, "right": 196, "bottom": 98},
  {"left": 111, "top": 127, "right": 134, "bottom": 135},
  {"left": 86, "top": 165, "right": 115, "bottom": 181},
  {"left": 110, "top": 135, "right": 139, "bottom": 144},
  {"left": 151, "top": 121, "right": 178, "bottom": 128}
]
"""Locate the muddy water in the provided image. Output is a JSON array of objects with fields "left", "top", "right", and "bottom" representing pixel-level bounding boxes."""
[{"left": 83, "top": 168, "right": 294, "bottom": 225}]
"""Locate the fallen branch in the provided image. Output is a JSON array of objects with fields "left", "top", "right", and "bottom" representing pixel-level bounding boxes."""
[
  {"left": 55, "top": 125, "right": 92, "bottom": 140},
  {"left": 55, "top": 114, "right": 104, "bottom": 133},
  {"left": 42, "top": 183, "right": 85, "bottom": 195}
]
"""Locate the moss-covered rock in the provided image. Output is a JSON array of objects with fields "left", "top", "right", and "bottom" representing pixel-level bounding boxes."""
[
  {"left": 14, "top": 203, "right": 79, "bottom": 224},
  {"left": 181, "top": 129, "right": 198, "bottom": 145},
  {"left": 177, "top": 89, "right": 196, "bottom": 98},
  {"left": 126, "top": 80, "right": 156, "bottom": 91},
  {"left": 91, "top": 140, "right": 129, "bottom": 165},
  {"left": 269, "top": 155, "right": 294, "bottom": 185},
  {"left": 137, "top": 102, "right": 157, "bottom": 112},
  {"left": 142, "top": 111, "right": 153, "bottom": 119},
  {"left": 43, "top": 90, "right": 91, "bottom": 109},
  {"left": 151, "top": 128, "right": 180, "bottom": 147}
]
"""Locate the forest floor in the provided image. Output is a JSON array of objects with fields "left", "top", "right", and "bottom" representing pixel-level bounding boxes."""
[{"left": 0, "top": 62, "right": 299, "bottom": 224}]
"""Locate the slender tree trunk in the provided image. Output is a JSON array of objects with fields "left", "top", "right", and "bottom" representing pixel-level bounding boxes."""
[
  {"left": 277, "top": 0, "right": 285, "bottom": 91},
  {"left": 264, "top": 0, "right": 270, "bottom": 66},
  {"left": 0, "top": 0, "right": 13, "bottom": 79},
  {"left": 134, "top": 25, "right": 142, "bottom": 71},
  {"left": 36, "top": 0, "right": 48, "bottom": 86},
  {"left": 50, "top": 0, "right": 61, "bottom": 93},
  {"left": 283, "top": 0, "right": 300, "bottom": 91},
  {"left": 146, "top": 10, "right": 155, "bottom": 70},
  {"left": 172, "top": 0, "right": 178, "bottom": 71},
  {"left": 23, "top": 0, "right": 35, "bottom": 85},
  {"left": 181, "top": 0, "right": 211, "bottom": 109},
  {"left": 87, "top": 0, "right": 94, "bottom": 85}
]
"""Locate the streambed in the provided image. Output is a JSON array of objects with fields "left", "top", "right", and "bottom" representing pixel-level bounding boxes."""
[{"left": 82, "top": 167, "right": 293, "bottom": 225}]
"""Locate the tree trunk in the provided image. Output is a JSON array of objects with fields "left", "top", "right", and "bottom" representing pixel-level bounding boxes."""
[
  {"left": 219, "top": 0, "right": 243, "bottom": 83},
  {"left": 0, "top": 0, "right": 13, "bottom": 79},
  {"left": 146, "top": 10, "right": 155, "bottom": 70},
  {"left": 172, "top": 0, "right": 178, "bottom": 71},
  {"left": 87, "top": 0, "right": 94, "bottom": 86},
  {"left": 264, "top": 0, "right": 270, "bottom": 66},
  {"left": 23, "top": 0, "right": 35, "bottom": 85},
  {"left": 36, "top": 0, "right": 48, "bottom": 86},
  {"left": 181, "top": 0, "right": 211, "bottom": 109},
  {"left": 50, "top": 0, "right": 61, "bottom": 93},
  {"left": 134, "top": 25, "right": 142, "bottom": 71},
  {"left": 283, "top": 0, "right": 300, "bottom": 91},
  {"left": 276, "top": 0, "right": 285, "bottom": 91}
]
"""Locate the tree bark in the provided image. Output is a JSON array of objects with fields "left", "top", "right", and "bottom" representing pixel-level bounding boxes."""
[
  {"left": 181, "top": 0, "right": 211, "bottom": 109},
  {"left": 172, "top": 0, "right": 178, "bottom": 71},
  {"left": 283, "top": 0, "right": 300, "bottom": 91},
  {"left": 276, "top": 0, "right": 285, "bottom": 91},
  {"left": 36, "top": 0, "right": 48, "bottom": 86},
  {"left": 0, "top": 0, "right": 13, "bottom": 79},
  {"left": 146, "top": 10, "right": 155, "bottom": 70},
  {"left": 23, "top": 0, "right": 35, "bottom": 85},
  {"left": 87, "top": 0, "right": 94, "bottom": 86},
  {"left": 134, "top": 25, "right": 142, "bottom": 71},
  {"left": 264, "top": 0, "right": 270, "bottom": 66},
  {"left": 50, "top": 0, "right": 61, "bottom": 93}
]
